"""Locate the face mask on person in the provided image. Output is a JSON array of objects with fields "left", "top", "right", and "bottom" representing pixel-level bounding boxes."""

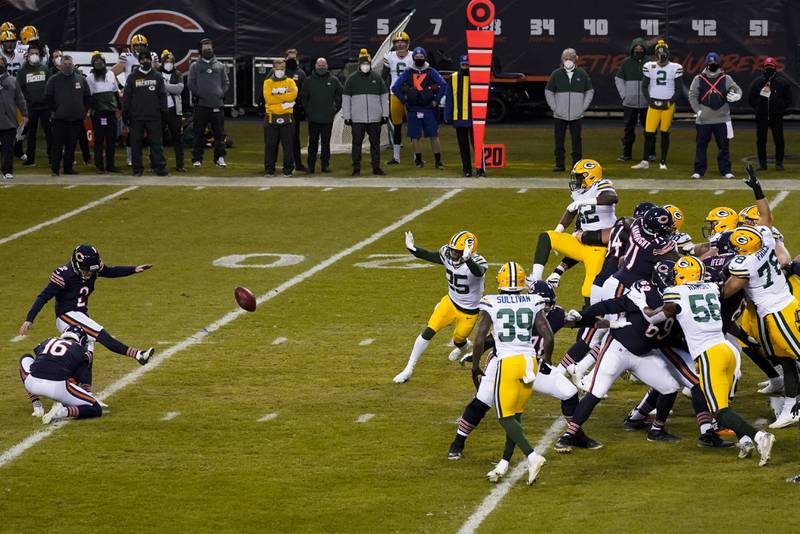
[
  {"left": 163, "top": 62, "right": 174, "bottom": 72},
  {"left": 62, "top": 65, "right": 74, "bottom": 76},
  {"left": 563, "top": 59, "right": 575, "bottom": 70},
  {"left": 201, "top": 49, "right": 213, "bottom": 60},
  {"left": 413, "top": 58, "right": 425, "bottom": 68},
  {"left": 29, "top": 54, "right": 40, "bottom": 65},
  {"left": 707, "top": 63, "right": 719, "bottom": 73},
  {"left": 274, "top": 69, "right": 285, "bottom": 78},
  {"left": 286, "top": 58, "right": 297, "bottom": 71},
  {"left": 633, "top": 50, "right": 644, "bottom": 60},
  {"left": 315, "top": 67, "right": 327, "bottom": 75},
  {"left": 139, "top": 60, "right": 151, "bottom": 72},
  {"left": 460, "top": 65, "right": 469, "bottom": 74},
  {"left": 764, "top": 67, "right": 775, "bottom": 77},
  {"left": 93, "top": 61, "right": 105, "bottom": 71},
  {"left": 360, "top": 63, "right": 371, "bottom": 73}
]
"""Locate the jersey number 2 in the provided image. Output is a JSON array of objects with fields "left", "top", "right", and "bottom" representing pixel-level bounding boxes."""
[{"left": 77, "top": 286, "right": 89, "bottom": 308}]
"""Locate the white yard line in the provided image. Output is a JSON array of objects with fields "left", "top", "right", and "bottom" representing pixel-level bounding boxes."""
[
  {"left": 648, "top": 189, "right": 660, "bottom": 194},
  {"left": 64, "top": 185, "right": 78, "bottom": 190},
  {"left": 0, "top": 186, "right": 138, "bottom": 246},
  {"left": 160, "top": 411, "right": 180, "bottom": 421},
  {"left": 355, "top": 413, "right": 375, "bottom": 423},
  {"left": 0, "top": 188, "right": 461, "bottom": 469},
  {"left": 9, "top": 335, "right": 25, "bottom": 343},
  {"left": 359, "top": 338, "right": 375, "bottom": 346},
  {"left": 457, "top": 418, "right": 566, "bottom": 534},
  {"left": 387, "top": 187, "right": 398, "bottom": 192},
  {"left": 769, "top": 191, "right": 789, "bottom": 210},
  {"left": 272, "top": 336, "right": 288, "bottom": 345},
  {"left": 322, "top": 187, "right": 335, "bottom": 191},
  {"left": 259, "top": 186, "right": 270, "bottom": 191},
  {"left": 257, "top": 413, "right": 278, "bottom": 423},
  {"left": 194, "top": 186, "right": 205, "bottom": 190}
]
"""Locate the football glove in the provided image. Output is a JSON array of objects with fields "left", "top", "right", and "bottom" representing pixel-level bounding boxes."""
[
  {"left": 626, "top": 288, "right": 649, "bottom": 310},
  {"left": 744, "top": 164, "right": 765, "bottom": 200},
  {"left": 462, "top": 240, "right": 473, "bottom": 261},
  {"left": 565, "top": 309, "right": 583, "bottom": 323},
  {"left": 566, "top": 200, "right": 581, "bottom": 213},
  {"left": 726, "top": 89, "right": 741, "bottom": 103},
  {"left": 546, "top": 272, "right": 561, "bottom": 288},
  {"left": 404, "top": 231, "right": 415, "bottom": 251},
  {"left": 608, "top": 319, "right": 632, "bottom": 329}
]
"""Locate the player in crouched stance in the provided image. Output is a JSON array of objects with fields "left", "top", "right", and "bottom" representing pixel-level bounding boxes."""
[
  {"left": 472, "top": 262, "right": 576, "bottom": 485},
  {"left": 394, "top": 231, "right": 487, "bottom": 383},
  {"left": 642, "top": 256, "right": 775, "bottom": 466},
  {"left": 19, "top": 326, "right": 103, "bottom": 424}
]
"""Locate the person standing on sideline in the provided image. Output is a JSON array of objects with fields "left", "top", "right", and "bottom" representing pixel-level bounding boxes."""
[
  {"left": 0, "top": 54, "right": 27, "bottom": 179},
  {"left": 343, "top": 49, "right": 389, "bottom": 176},
  {"left": 383, "top": 31, "right": 411, "bottom": 165},
  {"left": 188, "top": 38, "right": 228, "bottom": 168},
  {"left": 748, "top": 56, "right": 792, "bottom": 171},
  {"left": 614, "top": 38, "right": 647, "bottom": 162},
  {"left": 299, "top": 57, "right": 341, "bottom": 174},
  {"left": 45, "top": 55, "right": 88, "bottom": 176},
  {"left": 688, "top": 52, "right": 741, "bottom": 179},
  {"left": 159, "top": 50, "right": 186, "bottom": 172},
  {"left": 86, "top": 52, "right": 120, "bottom": 173},
  {"left": 545, "top": 48, "right": 594, "bottom": 171},
  {"left": 122, "top": 50, "right": 168, "bottom": 177},
  {"left": 285, "top": 48, "right": 307, "bottom": 173},
  {"left": 262, "top": 58, "right": 297, "bottom": 177},
  {"left": 444, "top": 54, "right": 474, "bottom": 177},
  {"left": 392, "top": 47, "right": 446, "bottom": 169},
  {"left": 16, "top": 44, "right": 50, "bottom": 167}
]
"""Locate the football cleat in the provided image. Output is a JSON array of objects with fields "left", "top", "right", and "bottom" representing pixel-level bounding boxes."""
[
  {"left": 135, "top": 347, "right": 155, "bottom": 366},
  {"left": 31, "top": 400, "right": 44, "bottom": 418},
  {"left": 545, "top": 272, "right": 561, "bottom": 288},
  {"left": 447, "top": 440, "right": 464, "bottom": 460},
  {"left": 42, "top": 403, "right": 68, "bottom": 425},
  {"left": 553, "top": 434, "right": 574, "bottom": 453},
  {"left": 526, "top": 452, "right": 546, "bottom": 485},
  {"left": 631, "top": 160, "right": 649, "bottom": 169},
  {"left": 573, "top": 430, "right": 603, "bottom": 449},
  {"left": 758, "top": 376, "right": 783, "bottom": 395},
  {"left": 623, "top": 415, "right": 649, "bottom": 432},
  {"left": 755, "top": 431, "right": 775, "bottom": 467},
  {"left": 737, "top": 436, "right": 755, "bottom": 459},
  {"left": 486, "top": 459, "right": 509, "bottom": 483},
  {"left": 697, "top": 430, "right": 734, "bottom": 448},
  {"left": 393, "top": 367, "right": 412, "bottom": 384},
  {"left": 216, "top": 157, "right": 227, "bottom": 167},
  {"left": 786, "top": 474, "right": 800, "bottom": 484},
  {"left": 569, "top": 159, "right": 603, "bottom": 191},
  {"left": 659, "top": 163, "right": 667, "bottom": 170},
  {"left": 458, "top": 353, "right": 473, "bottom": 366},
  {"left": 768, "top": 399, "right": 799, "bottom": 429},
  {"left": 448, "top": 339, "right": 472, "bottom": 361},
  {"left": 647, "top": 428, "right": 681, "bottom": 443}
]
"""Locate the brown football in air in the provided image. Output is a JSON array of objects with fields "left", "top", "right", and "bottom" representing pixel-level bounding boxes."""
[{"left": 234, "top": 286, "right": 257, "bottom": 312}]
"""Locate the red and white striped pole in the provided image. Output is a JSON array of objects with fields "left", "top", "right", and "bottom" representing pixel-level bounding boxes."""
[{"left": 465, "top": 0, "right": 495, "bottom": 175}]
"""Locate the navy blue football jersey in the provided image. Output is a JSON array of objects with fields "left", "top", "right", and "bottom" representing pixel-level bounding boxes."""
[
  {"left": 30, "top": 336, "right": 91, "bottom": 381},
  {"left": 594, "top": 217, "right": 632, "bottom": 288},
  {"left": 615, "top": 219, "right": 677, "bottom": 286}
]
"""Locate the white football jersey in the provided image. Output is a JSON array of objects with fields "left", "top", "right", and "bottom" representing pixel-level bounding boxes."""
[
  {"left": 642, "top": 61, "right": 683, "bottom": 101},
  {"left": 383, "top": 50, "right": 411, "bottom": 88},
  {"left": 1, "top": 48, "right": 25, "bottom": 76},
  {"left": 438, "top": 246, "right": 487, "bottom": 310},
  {"left": 15, "top": 43, "right": 49, "bottom": 65},
  {"left": 662, "top": 282, "right": 728, "bottom": 357},
  {"left": 480, "top": 293, "right": 546, "bottom": 360},
  {"left": 728, "top": 225, "right": 794, "bottom": 316},
  {"left": 571, "top": 179, "right": 617, "bottom": 231}
]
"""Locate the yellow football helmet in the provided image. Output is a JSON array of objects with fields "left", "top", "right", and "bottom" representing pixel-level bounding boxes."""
[
  {"left": 738, "top": 205, "right": 760, "bottom": 226},
  {"left": 497, "top": 261, "right": 526, "bottom": 293},
  {"left": 730, "top": 226, "right": 763, "bottom": 255},
  {"left": 20, "top": 25, "right": 38, "bottom": 44},
  {"left": 161, "top": 49, "right": 173, "bottom": 61},
  {"left": 0, "top": 30, "right": 16, "bottom": 43},
  {"left": 663, "top": 204, "right": 685, "bottom": 232},
  {"left": 131, "top": 34, "right": 148, "bottom": 50},
  {"left": 702, "top": 206, "right": 738, "bottom": 238},
  {"left": 0, "top": 22, "right": 15, "bottom": 34},
  {"left": 446, "top": 231, "right": 477, "bottom": 264},
  {"left": 392, "top": 31, "right": 410, "bottom": 51},
  {"left": 673, "top": 256, "right": 705, "bottom": 285},
  {"left": 569, "top": 159, "right": 603, "bottom": 191}
]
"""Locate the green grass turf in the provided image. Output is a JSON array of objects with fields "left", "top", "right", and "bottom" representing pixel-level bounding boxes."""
[
  {"left": 8, "top": 119, "right": 800, "bottom": 180},
  {"left": 0, "top": 183, "right": 799, "bottom": 532}
]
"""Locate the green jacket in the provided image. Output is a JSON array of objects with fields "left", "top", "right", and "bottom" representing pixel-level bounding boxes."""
[
  {"left": 545, "top": 67, "right": 593, "bottom": 121},
  {"left": 300, "top": 70, "right": 343, "bottom": 124},
  {"left": 16, "top": 62, "right": 50, "bottom": 109},
  {"left": 614, "top": 38, "right": 647, "bottom": 108}
]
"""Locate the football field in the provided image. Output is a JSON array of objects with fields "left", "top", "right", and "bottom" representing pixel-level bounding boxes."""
[{"left": 1, "top": 178, "right": 800, "bottom": 533}]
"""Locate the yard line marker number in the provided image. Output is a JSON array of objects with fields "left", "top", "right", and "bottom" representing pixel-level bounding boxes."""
[
  {"left": 0, "top": 186, "right": 138, "bottom": 247},
  {"left": 0, "top": 188, "right": 461, "bottom": 469}
]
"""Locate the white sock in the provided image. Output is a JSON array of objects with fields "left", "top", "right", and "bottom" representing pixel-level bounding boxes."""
[
  {"left": 393, "top": 144, "right": 401, "bottom": 160},
  {"left": 699, "top": 422, "right": 712, "bottom": 434},
  {"left": 495, "top": 458, "right": 509, "bottom": 472},
  {"left": 527, "top": 451, "right": 543, "bottom": 465},
  {"left": 531, "top": 264, "right": 544, "bottom": 280},
  {"left": 407, "top": 335, "right": 430, "bottom": 369}
]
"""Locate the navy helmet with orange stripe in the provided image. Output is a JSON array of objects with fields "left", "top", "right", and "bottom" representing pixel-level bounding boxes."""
[
  {"left": 61, "top": 325, "right": 88, "bottom": 347},
  {"left": 71, "top": 244, "right": 101, "bottom": 280}
]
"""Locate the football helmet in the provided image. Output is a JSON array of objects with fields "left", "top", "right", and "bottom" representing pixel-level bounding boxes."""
[
  {"left": 652, "top": 260, "right": 676, "bottom": 292},
  {"left": 642, "top": 206, "right": 674, "bottom": 237},
  {"left": 729, "top": 226, "right": 763, "bottom": 256},
  {"left": 61, "top": 325, "right": 88, "bottom": 347},
  {"left": 738, "top": 205, "right": 760, "bottom": 226},
  {"left": 392, "top": 31, "right": 410, "bottom": 52},
  {"left": 497, "top": 261, "right": 526, "bottom": 293},
  {"left": 633, "top": 201, "right": 657, "bottom": 218},
  {"left": 673, "top": 256, "right": 705, "bottom": 285},
  {"left": 663, "top": 204, "right": 685, "bottom": 232},
  {"left": 715, "top": 231, "right": 736, "bottom": 255},
  {"left": 0, "top": 22, "right": 15, "bottom": 34},
  {"left": 528, "top": 279, "right": 556, "bottom": 311},
  {"left": 71, "top": 244, "right": 102, "bottom": 280},
  {"left": 20, "top": 25, "right": 38, "bottom": 44},
  {"left": 131, "top": 34, "right": 148, "bottom": 53},
  {"left": 1, "top": 29, "right": 16, "bottom": 44},
  {"left": 446, "top": 231, "right": 477, "bottom": 264},
  {"left": 569, "top": 159, "right": 603, "bottom": 192},
  {"left": 702, "top": 207, "right": 738, "bottom": 238}
]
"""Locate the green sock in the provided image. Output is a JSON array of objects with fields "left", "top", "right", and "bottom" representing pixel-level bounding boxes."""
[
  {"left": 533, "top": 233, "right": 552, "bottom": 267},
  {"left": 499, "top": 415, "right": 533, "bottom": 456},
  {"left": 716, "top": 407, "right": 756, "bottom": 440},
  {"left": 502, "top": 435, "right": 515, "bottom": 461},
  {"left": 778, "top": 357, "right": 799, "bottom": 397}
]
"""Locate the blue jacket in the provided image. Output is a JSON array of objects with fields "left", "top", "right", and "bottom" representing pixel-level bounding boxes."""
[{"left": 391, "top": 62, "right": 446, "bottom": 111}]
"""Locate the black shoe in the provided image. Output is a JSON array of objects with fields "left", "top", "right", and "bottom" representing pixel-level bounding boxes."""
[
  {"left": 133, "top": 171, "right": 143, "bottom": 177},
  {"left": 435, "top": 161, "right": 445, "bottom": 170},
  {"left": 107, "top": 167, "right": 121, "bottom": 173},
  {"left": 373, "top": 168, "right": 385, "bottom": 176},
  {"left": 51, "top": 171, "right": 60, "bottom": 176},
  {"left": 475, "top": 169, "right": 486, "bottom": 177},
  {"left": 463, "top": 169, "right": 472, "bottom": 177},
  {"left": 573, "top": 430, "right": 604, "bottom": 450},
  {"left": 776, "top": 164, "right": 785, "bottom": 171},
  {"left": 264, "top": 172, "right": 275, "bottom": 177},
  {"left": 448, "top": 439, "right": 464, "bottom": 460},
  {"left": 552, "top": 166, "right": 566, "bottom": 172},
  {"left": 283, "top": 171, "right": 293, "bottom": 177},
  {"left": 63, "top": 170, "right": 79, "bottom": 175},
  {"left": 758, "top": 164, "right": 768, "bottom": 171},
  {"left": 623, "top": 415, "right": 650, "bottom": 431},
  {"left": 295, "top": 165, "right": 308, "bottom": 173},
  {"left": 95, "top": 167, "right": 106, "bottom": 174},
  {"left": 352, "top": 169, "right": 360, "bottom": 176},
  {"left": 23, "top": 160, "right": 35, "bottom": 166},
  {"left": 415, "top": 159, "right": 424, "bottom": 168},
  {"left": 156, "top": 169, "right": 169, "bottom": 177},
  {"left": 305, "top": 167, "right": 314, "bottom": 175},
  {"left": 175, "top": 167, "right": 187, "bottom": 173},
  {"left": 697, "top": 430, "right": 734, "bottom": 448},
  {"left": 617, "top": 155, "right": 632, "bottom": 162},
  {"left": 554, "top": 434, "right": 574, "bottom": 453},
  {"left": 321, "top": 167, "right": 331, "bottom": 173},
  {"left": 386, "top": 158, "right": 400, "bottom": 165},
  {"left": 647, "top": 428, "right": 681, "bottom": 443}
]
